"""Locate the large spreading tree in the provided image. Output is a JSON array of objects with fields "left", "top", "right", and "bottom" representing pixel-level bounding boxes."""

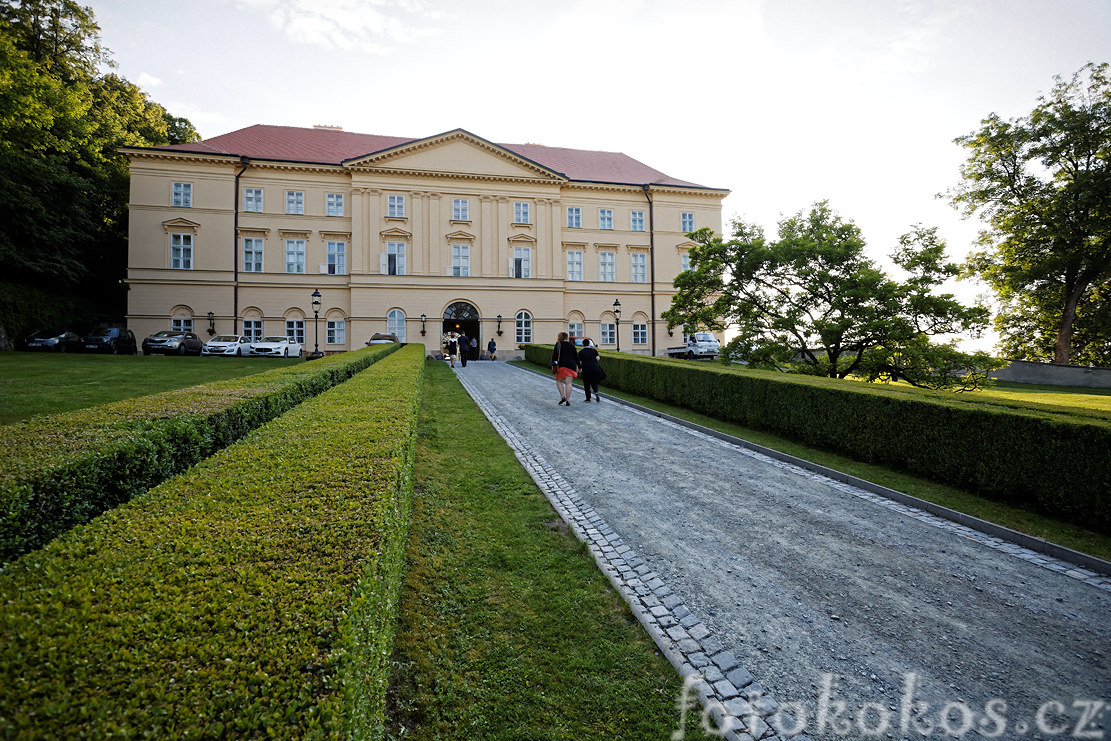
[
  {"left": 951, "top": 62, "right": 1111, "bottom": 366},
  {"left": 663, "top": 202, "right": 1000, "bottom": 391}
]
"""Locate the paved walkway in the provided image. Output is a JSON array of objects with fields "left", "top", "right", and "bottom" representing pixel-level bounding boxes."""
[{"left": 452, "top": 361, "right": 1111, "bottom": 741}]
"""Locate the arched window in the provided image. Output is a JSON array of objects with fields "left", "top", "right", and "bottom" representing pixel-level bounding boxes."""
[
  {"left": 444, "top": 301, "right": 479, "bottom": 321},
  {"left": 515, "top": 310, "right": 532, "bottom": 344},
  {"left": 387, "top": 309, "right": 406, "bottom": 341}
]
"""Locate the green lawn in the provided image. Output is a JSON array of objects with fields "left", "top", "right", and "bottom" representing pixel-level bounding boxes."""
[
  {"left": 0, "top": 352, "right": 301, "bottom": 424},
  {"left": 386, "top": 361, "right": 713, "bottom": 740}
]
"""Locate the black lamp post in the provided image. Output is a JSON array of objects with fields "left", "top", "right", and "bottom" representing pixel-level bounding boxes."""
[
  {"left": 612, "top": 299, "right": 621, "bottom": 352},
  {"left": 420, "top": 313, "right": 427, "bottom": 336},
  {"left": 311, "top": 288, "right": 321, "bottom": 358},
  {"left": 496, "top": 314, "right": 503, "bottom": 336},
  {"left": 206, "top": 311, "right": 215, "bottom": 334}
]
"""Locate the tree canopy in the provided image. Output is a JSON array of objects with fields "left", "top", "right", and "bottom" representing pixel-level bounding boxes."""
[
  {"left": 663, "top": 202, "right": 1000, "bottom": 391},
  {"left": 951, "top": 62, "right": 1111, "bottom": 366}
]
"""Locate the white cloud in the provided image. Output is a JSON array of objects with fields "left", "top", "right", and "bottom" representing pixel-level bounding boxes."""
[
  {"left": 137, "top": 72, "right": 163, "bottom": 88},
  {"left": 232, "top": 0, "right": 442, "bottom": 53}
]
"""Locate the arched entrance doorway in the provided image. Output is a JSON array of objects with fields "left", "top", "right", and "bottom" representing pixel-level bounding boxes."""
[{"left": 442, "top": 301, "right": 480, "bottom": 360}]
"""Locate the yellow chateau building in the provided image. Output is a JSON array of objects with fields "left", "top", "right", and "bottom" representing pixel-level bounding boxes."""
[{"left": 122, "top": 125, "right": 727, "bottom": 358}]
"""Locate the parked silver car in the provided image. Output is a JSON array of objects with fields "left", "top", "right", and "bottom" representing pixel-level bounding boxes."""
[{"left": 142, "top": 330, "right": 203, "bottom": 356}]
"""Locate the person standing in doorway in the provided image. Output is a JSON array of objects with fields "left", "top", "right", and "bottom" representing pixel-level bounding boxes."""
[
  {"left": 457, "top": 332, "right": 468, "bottom": 367},
  {"left": 470, "top": 336, "right": 478, "bottom": 361},
  {"left": 578, "top": 338, "right": 605, "bottom": 402},
  {"left": 551, "top": 331, "right": 579, "bottom": 406},
  {"left": 446, "top": 334, "right": 458, "bottom": 368}
]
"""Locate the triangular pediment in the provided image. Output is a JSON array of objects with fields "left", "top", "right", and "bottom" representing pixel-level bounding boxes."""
[
  {"left": 446, "top": 230, "right": 476, "bottom": 241},
  {"left": 346, "top": 129, "right": 566, "bottom": 183},
  {"left": 162, "top": 217, "right": 201, "bottom": 233},
  {"left": 381, "top": 227, "right": 412, "bottom": 239},
  {"left": 508, "top": 233, "right": 537, "bottom": 244}
]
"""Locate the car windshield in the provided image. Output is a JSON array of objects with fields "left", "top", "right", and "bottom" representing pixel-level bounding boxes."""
[
  {"left": 90, "top": 328, "right": 116, "bottom": 337},
  {"left": 260, "top": 336, "right": 287, "bottom": 343},
  {"left": 693, "top": 333, "right": 717, "bottom": 343},
  {"left": 34, "top": 329, "right": 65, "bottom": 337},
  {"left": 211, "top": 335, "right": 240, "bottom": 342},
  {"left": 153, "top": 331, "right": 182, "bottom": 338}
]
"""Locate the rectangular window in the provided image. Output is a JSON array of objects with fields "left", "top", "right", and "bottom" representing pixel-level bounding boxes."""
[
  {"left": 285, "top": 239, "right": 305, "bottom": 274},
  {"left": 326, "top": 320, "right": 346, "bottom": 345},
  {"left": 566, "top": 250, "right": 583, "bottom": 281},
  {"left": 601, "top": 323, "right": 616, "bottom": 345},
  {"left": 244, "top": 188, "right": 263, "bottom": 212},
  {"left": 243, "top": 237, "right": 264, "bottom": 273},
  {"left": 568, "top": 322, "right": 584, "bottom": 339},
  {"left": 388, "top": 194, "right": 405, "bottom": 218},
  {"left": 286, "top": 320, "right": 305, "bottom": 345},
  {"left": 631, "top": 210, "right": 645, "bottom": 231},
  {"left": 514, "top": 201, "right": 530, "bottom": 224},
  {"left": 327, "top": 241, "right": 346, "bottom": 275},
  {"left": 631, "top": 253, "right": 647, "bottom": 283},
  {"left": 513, "top": 246, "right": 531, "bottom": 278},
  {"left": 632, "top": 323, "right": 648, "bottom": 345},
  {"left": 242, "top": 320, "right": 262, "bottom": 342},
  {"left": 681, "top": 212, "right": 695, "bottom": 232},
  {"left": 599, "top": 208, "right": 613, "bottom": 230},
  {"left": 170, "top": 233, "right": 193, "bottom": 270},
  {"left": 171, "top": 317, "right": 193, "bottom": 333},
  {"left": 451, "top": 244, "right": 470, "bottom": 276},
  {"left": 681, "top": 253, "right": 691, "bottom": 272},
  {"left": 172, "top": 182, "right": 192, "bottom": 208},
  {"left": 386, "top": 242, "right": 406, "bottom": 275},
  {"left": 452, "top": 198, "right": 469, "bottom": 221},
  {"left": 566, "top": 207, "right": 582, "bottom": 228},
  {"left": 286, "top": 191, "right": 305, "bottom": 215},
  {"left": 326, "top": 193, "right": 345, "bottom": 216},
  {"left": 599, "top": 251, "right": 615, "bottom": 282}
]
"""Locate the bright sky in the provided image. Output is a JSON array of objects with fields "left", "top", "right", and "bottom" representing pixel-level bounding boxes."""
[{"left": 90, "top": 0, "right": 1110, "bottom": 351}]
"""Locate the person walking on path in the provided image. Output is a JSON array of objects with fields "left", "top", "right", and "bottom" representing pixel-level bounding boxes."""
[
  {"left": 487, "top": 337, "right": 496, "bottom": 360},
  {"left": 446, "top": 334, "right": 458, "bottom": 368},
  {"left": 578, "top": 338, "right": 605, "bottom": 402},
  {"left": 551, "top": 331, "right": 579, "bottom": 405},
  {"left": 457, "top": 332, "right": 469, "bottom": 367},
  {"left": 470, "top": 336, "right": 478, "bottom": 362}
]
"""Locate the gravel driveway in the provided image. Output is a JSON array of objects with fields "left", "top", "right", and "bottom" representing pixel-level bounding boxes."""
[{"left": 453, "top": 361, "right": 1110, "bottom": 741}]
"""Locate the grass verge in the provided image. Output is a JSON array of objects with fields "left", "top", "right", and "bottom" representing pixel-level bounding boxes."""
[
  {"left": 0, "top": 353, "right": 300, "bottom": 424},
  {"left": 385, "top": 360, "right": 713, "bottom": 740},
  {"left": 518, "top": 360, "right": 1111, "bottom": 563}
]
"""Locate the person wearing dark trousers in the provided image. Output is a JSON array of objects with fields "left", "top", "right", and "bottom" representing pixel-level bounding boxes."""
[
  {"left": 551, "top": 331, "right": 580, "bottom": 405},
  {"left": 578, "top": 338, "right": 605, "bottom": 402},
  {"left": 457, "top": 332, "right": 468, "bottom": 367},
  {"left": 487, "top": 337, "right": 497, "bottom": 360},
  {"left": 470, "top": 336, "right": 478, "bottom": 361}
]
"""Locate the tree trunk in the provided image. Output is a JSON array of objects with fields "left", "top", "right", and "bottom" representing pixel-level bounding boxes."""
[{"left": 1054, "top": 281, "right": 1086, "bottom": 365}]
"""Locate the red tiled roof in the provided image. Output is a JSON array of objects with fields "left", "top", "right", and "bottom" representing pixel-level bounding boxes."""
[{"left": 152, "top": 125, "right": 718, "bottom": 191}]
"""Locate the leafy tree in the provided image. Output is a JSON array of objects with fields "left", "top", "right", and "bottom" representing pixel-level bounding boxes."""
[
  {"left": 951, "top": 62, "right": 1111, "bottom": 366},
  {"left": 664, "top": 202, "right": 999, "bottom": 390}
]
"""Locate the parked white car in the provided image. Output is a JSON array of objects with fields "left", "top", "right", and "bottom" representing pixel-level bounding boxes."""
[
  {"left": 250, "top": 336, "right": 303, "bottom": 358},
  {"left": 202, "top": 335, "right": 253, "bottom": 356}
]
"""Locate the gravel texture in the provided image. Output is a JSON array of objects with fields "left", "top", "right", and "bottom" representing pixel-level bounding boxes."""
[{"left": 454, "top": 361, "right": 1110, "bottom": 741}]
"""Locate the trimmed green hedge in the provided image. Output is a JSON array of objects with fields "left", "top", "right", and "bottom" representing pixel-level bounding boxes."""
[
  {"left": 0, "top": 345, "right": 400, "bottom": 563},
  {"left": 0, "top": 344, "right": 425, "bottom": 739},
  {"left": 525, "top": 345, "right": 1111, "bottom": 532}
]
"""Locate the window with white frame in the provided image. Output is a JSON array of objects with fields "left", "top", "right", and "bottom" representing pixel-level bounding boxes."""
[
  {"left": 286, "top": 320, "right": 305, "bottom": 344},
  {"left": 632, "top": 323, "right": 648, "bottom": 345},
  {"left": 631, "top": 210, "right": 645, "bottom": 231},
  {"left": 286, "top": 191, "right": 304, "bottom": 215},
  {"left": 566, "top": 250, "right": 583, "bottom": 281},
  {"left": 385, "top": 242, "right": 406, "bottom": 275},
  {"left": 243, "top": 237, "right": 263, "bottom": 273},
  {"left": 631, "top": 253, "right": 647, "bottom": 283},
  {"left": 599, "top": 208, "right": 613, "bottom": 230},
  {"left": 514, "top": 201, "right": 530, "bottom": 224},
  {"left": 601, "top": 323, "right": 616, "bottom": 345},
  {"left": 327, "top": 241, "right": 346, "bottom": 275},
  {"left": 599, "top": 251, "right": 615, "bottom": 282},
  {"left": 171, "top": 317, "right": 193, "bottom": 333},
  {"left": 387, "top": 194, "right": 405, "bottom": 218},
  {"left": 242, "top": 320, "right": 262, "bottom": 342},
  {"left": 566, "top": 207, "right": 582, "bottom": 228},
  {"left": 244, "top": 188, "right": 263, "bottom": 212},
  {"left": 171, "top": 233, "right": 193, "bottom": 269},
  {"left": 326, "top": 193, "right": 345, "bottom": 216},
  {"left": 452, "top": 198, "right": 469, "bottom": 221},
  {"left": 681, "top": 253, "right": 691, "bottom": 272},
  {"left": 172, "top": 182, "right": 192, "bottom": 208},
  {"left": 512, "top": 246, "right": 531, "bottom": 278},
  {"left": 387, "top": 309, "right": 406, "bottom": 341},
  {"left": 568, "top": 322, "right": 584, "bottom": 339},
  {"left": 285, "top": 239, "right": 305, "bottom": 273},
  {"left": 515, "top": 310, "right": 532, "bottom": 344},
  {"left": 326, "top": 319, "right": 346, "bottom": 345},
  {"left": 451, "top": 244, "right": 470, "bottom": 277},
  {"left": 681, "top": 212, "right": 695, "bottom": 232}
]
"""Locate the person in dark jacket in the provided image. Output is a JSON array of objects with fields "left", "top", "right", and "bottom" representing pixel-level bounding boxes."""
[
  {"left": 551, "top": 331, "right": 579, "bottom": 406},
  {"left": 446, "top": 335, "right": 458, "bottom": 368},
  {"left": 578, "top": 338, "right": 605, "bottom": 402},
  {"left": 487, "top": 337, "right": 497, "bottom": 360},
  {"left": 457, "top": 332, "right": 468, "bottom": 367}
]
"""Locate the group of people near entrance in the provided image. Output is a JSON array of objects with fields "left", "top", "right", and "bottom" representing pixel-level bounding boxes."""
[
  {"left": 551, "top": 331, "right": 606, "bottom": 406},
  {"left": 444, "top": 332, "right": 497, "bottom": 368}
]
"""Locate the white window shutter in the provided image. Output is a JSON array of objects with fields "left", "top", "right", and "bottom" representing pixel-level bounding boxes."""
[
  {"left": 380, "top": 253, "right": 387, "bottom": 273},
  {"left": 319, "top": 263, "right": 328, "bottom": 274}
]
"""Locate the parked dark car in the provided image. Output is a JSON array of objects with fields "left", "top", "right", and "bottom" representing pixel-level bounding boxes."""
[
  {"left": 142, "top": 330, "right": 203, "bottom": 356},
  {"left": 17, "top": 328, "right": 80, "bottom": 352},
  {"left": 80, "top": 327, "right": 138, "bottom": 355}
]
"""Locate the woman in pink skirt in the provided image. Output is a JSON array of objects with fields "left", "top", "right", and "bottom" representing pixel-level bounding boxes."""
[{"left": 550, "top": 331, "right": 580, "bottom": 406}]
